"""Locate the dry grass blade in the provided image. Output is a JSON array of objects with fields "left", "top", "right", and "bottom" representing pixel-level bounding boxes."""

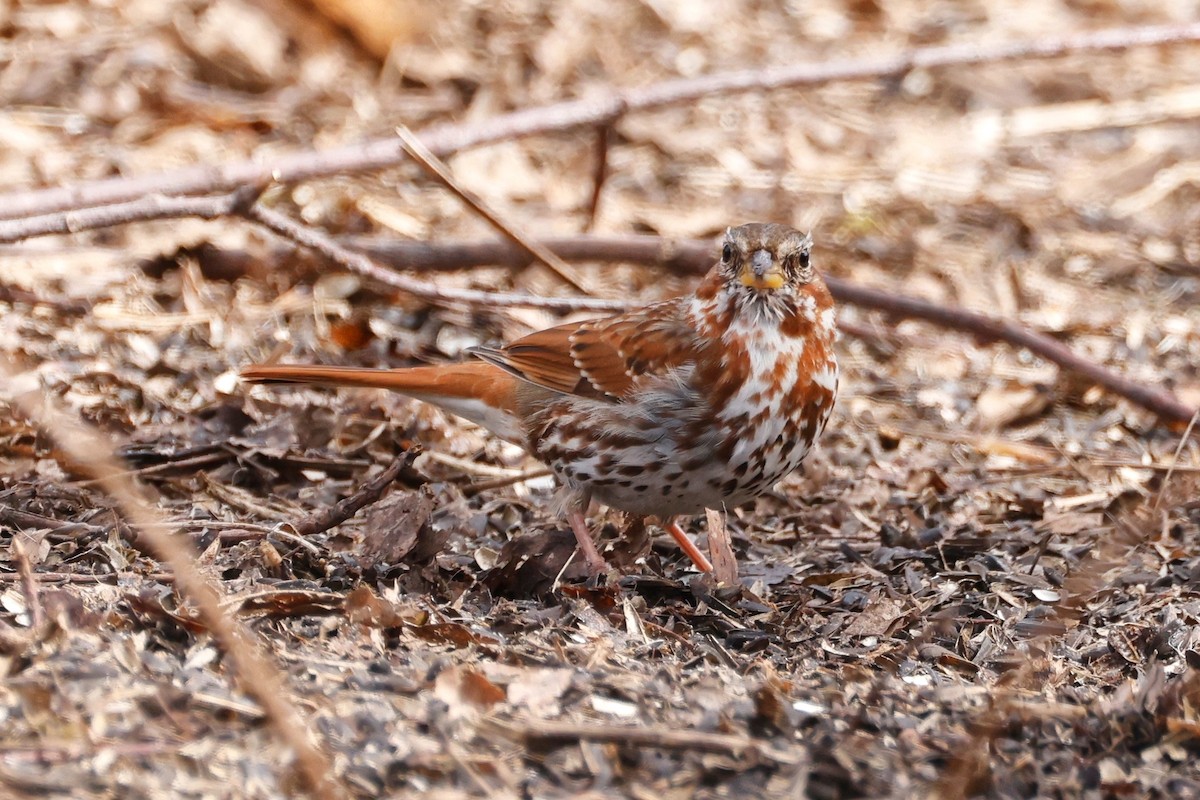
[
  {"left": 1153, "top": 410, "right": 1199, "bottom": 512},
  {"left": 394, "top": 124, "right": 592, "bottom": 292},
  {"left": 0, "top": 362, "right": 344, "bottom": 800}
]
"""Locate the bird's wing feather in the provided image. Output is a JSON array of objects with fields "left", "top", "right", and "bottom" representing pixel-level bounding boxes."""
[{"left": 469, "top": 298, "right": 703, "bottom": 401}]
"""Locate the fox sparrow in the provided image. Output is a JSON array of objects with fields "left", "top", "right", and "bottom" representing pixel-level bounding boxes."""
[{"left": 242, "top": 223, "right": 839, "bottom": 574}]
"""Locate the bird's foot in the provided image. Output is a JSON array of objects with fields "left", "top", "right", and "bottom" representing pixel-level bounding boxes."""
[{"left": 567, "top": 508, "right": 611, "bottom": 575}]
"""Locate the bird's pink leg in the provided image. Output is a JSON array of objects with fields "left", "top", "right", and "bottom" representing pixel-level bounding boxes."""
[
  {"left": 566, "top": 508, "right": 609, "bottom": 574},
  {"left": 662, "top": 518, "right": 714, "bottom": 573}
]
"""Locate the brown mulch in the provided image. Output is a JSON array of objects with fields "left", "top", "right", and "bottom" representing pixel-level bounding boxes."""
[{"left": 1, "top": 2, "right": 1199, "bottom": 798}]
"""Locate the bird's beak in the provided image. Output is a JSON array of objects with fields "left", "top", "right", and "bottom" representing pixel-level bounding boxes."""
[{"left": 739, "top": 249, "right": 785, "bottom": 290}]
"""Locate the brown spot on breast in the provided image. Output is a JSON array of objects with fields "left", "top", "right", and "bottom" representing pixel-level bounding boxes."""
[
  {"left": 771, "top": 356, "right": 792, "bottom": 384},
  {"left": 780, "top": 309, "right": 808, "bottom": 338}
]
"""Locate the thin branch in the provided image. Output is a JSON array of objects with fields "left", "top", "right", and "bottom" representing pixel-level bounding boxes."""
[
  {"left": 0, "top": 507, "right": 107, "bottom": 537},
  {"left": 288, "top": 448, "right": 419, "bottom": 538},
  {"left": 829, "top": 280, "right": 1197, "bottom": 426},
  {"left": 584, "top": 125, "right": 613, "bottom": 232},
  {"left": 344, "top": 232, "right": 710, "bottom": 273},
  {"left": 242, "top": 203, "right": 627, "bottom": 312},
  {"left": 0, "top": 570, "right": 176, "bottom": 584},
  {"left": 0, "top": 362, "right": 343, "bottom": 800},
  {"left": 459, "top": 468, "right": 554, "bottom": 496},
  {"left": 394, "top": 125, "right": 591, "bottom": 292},
  {"left": 0, "top": 23, "right": 1196, "bottom": 221},
  {"left": 0, "top": 186, "right": 265, "bottom": 244},
  {"left": 485, "top": 718, "right": 757, "bottom": 757}
]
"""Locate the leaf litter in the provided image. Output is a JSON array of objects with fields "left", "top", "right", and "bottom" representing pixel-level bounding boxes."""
[{"left": 0, "top": 1, "right": 1199, "bottom": 798}]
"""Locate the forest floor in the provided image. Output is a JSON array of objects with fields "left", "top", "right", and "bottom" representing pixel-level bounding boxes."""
[{"left": 1, "top": 1, "right": 1199, "bottom": 798}]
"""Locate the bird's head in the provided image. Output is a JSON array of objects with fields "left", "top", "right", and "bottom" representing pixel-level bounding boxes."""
[{"left": 713, "top": 223, "right": 830, "bottom": 324}]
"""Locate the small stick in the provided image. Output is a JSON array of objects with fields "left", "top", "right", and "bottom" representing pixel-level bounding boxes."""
[
  {"left": 0, "top": 571, "right": 175, "bottom": 584},
  {"left": 395, "top": 125, "right": 592, "bottom": 292},
  {"left": 71, "top": 451, "right": 233, "bottom": 487},
  {"left": 0, "top": 186, "right": 265, "bottom": 244},
  {"left": 488, "top": 718, "right": 757, "bottom": 757},
  {"left": 288, "top": 448, "right": 420, "bottom": 538},
  {"left": 459, "top": 468, "right": 553, "bottom": 495},
  {"left": 829, "top": 279, "right": 1197, "bottom": 427},
  {"left": 584, "top": 124, "right": 614, "bottom": 232},
  {"left": 0, "top": 507, "right": 107, "bottom": 537}
]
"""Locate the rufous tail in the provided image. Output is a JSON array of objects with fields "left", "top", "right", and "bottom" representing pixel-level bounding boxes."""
[{"left": 241, "top": 362, "right": 525, "bottom": 443}]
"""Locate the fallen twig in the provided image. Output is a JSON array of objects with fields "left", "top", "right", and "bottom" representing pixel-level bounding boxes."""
[
  {"left": 0, "top": 187, "right": 264, "bottom": 245},
  {"left": 288, "top": 448, "right": 420, "bottom": 538},
  {"left": 242, "top": 203, "right": 627, "bottom": 312},
  {"left": 395, "top": 125, "right": 591, "bottom": 292},
  {"left": 459, "top": 468, "right": 554, "bottom": 496},
  {"left": 485, "top": 717, "right": 757, "bottom": 757},
  {"left": 0, "top": 23, "right": 1196, "bottom": 222},
  {"left": 830, "top": 280, "right": 1197, "bottom": 427},
  {"left": 0, "top": 570, "right": 176, "bottom": 584},
  {"left": 0, "top": 507, "right": 107, "bottom": 538}
]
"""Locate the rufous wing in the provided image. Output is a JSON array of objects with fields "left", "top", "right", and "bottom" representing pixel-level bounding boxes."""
[{"left": 469, "top": 298, "right": 703, "bottom": 401}]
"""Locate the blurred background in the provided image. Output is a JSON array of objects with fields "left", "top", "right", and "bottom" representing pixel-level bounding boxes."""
[{"left": 1, "top": 2, "right": 1200, "bottom": 798}]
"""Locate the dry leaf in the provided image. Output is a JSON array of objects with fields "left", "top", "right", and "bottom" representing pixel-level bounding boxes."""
[
  {"left": 434, "top": 666, "right": 505, "bottom": 719},
  {"left": 705, "top": 508, "right": 738, "bottom": 585},
  {"left": 359, "top": 486, "right": 444, "bottom": 566},
  {"left": 503, "top": 668, "right": 574, "bottom": 718},
  {"left": 976, "top": 383, "right": 1052, "bottom": 429}
]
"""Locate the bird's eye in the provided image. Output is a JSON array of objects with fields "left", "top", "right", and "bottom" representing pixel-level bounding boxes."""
[
  {"left": 798, "top": 249, "right": 810, "bottom": 269},
  {"left": 721, "top": 243, "right": 733, "bottom": 263}
]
